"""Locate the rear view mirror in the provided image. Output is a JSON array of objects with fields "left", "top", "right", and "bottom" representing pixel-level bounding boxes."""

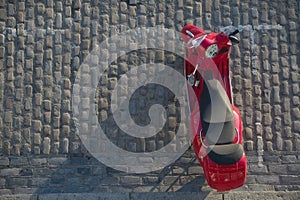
[{"left": 229, "top": 35, "right": 240, "bottom": 44}]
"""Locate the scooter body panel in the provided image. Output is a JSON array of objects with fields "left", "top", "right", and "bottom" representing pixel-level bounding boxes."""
[{"left": 181, "top": 24, "right": 247, "bottom": 192}]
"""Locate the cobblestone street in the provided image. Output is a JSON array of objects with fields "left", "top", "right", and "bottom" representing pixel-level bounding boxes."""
[{"left": 0, "top": 0, "right": 299, "bottom": 199}]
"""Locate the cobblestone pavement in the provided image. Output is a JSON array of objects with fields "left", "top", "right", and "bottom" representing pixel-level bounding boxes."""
[{"left": 0, "top": 0, "right": 299, "bottom": 199}]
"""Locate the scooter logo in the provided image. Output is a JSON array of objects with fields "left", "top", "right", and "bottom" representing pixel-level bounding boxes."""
[{"left": 72, "top": 27, "right": 194, "bottom": 173}]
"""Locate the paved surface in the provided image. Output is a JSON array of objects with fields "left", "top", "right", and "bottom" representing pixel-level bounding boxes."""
[
  {"left": 0, "top": 0, "right": 299, "bottom": 198},
  {"left": 0, "top": 191, "right": 300, "bottom": 200}
]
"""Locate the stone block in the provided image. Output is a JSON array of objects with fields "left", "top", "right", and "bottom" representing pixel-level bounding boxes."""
[
  {"left": 52, "top": 117, "right": 60, "bottom": 128},
  {"left": 287, "top": 163, "right": 300, "bottom": 174},
  {"left": 6, "top": 70, "right": 14, "bottom": 81},
  {"left": 255, "top": 122, "right": 262, "bottom": 136},
  {"left": 0, "top": 178, "right": 5, "bottom": 187},
  {"left": 4, "top": 111, "right": 12, "bottom": 123},
  {"left": 294, "top": 121, "right": 300, "bottom": 133},
  {"left": 281, "top": 81, "right": 289, "bottom": 95},
  {"left": 43, "top": 112, "right": 51, "bottom": 124},
  {"left": 32, "top": 120, "right": 42, "bottom": 132},
  {"left": 34, "top": 146, "right": 40, "bottom": 155},
  {"left": 273, "top": 86, "right": 280, "bottom": 103},
  {"left": 263, "top": 113, "right": 272, "bottom": 126},
  {"left": 9, "top": 157, "right": 29, "bottom": 167},
  {"left": 0, "top": 47, "right": 4, "bottom": 58},
  {"left": 43, "top": 100, "right": 51, "bottom": 111},
  {"left": 34, "top": 93, "right": 43, "bottom": 106},
  {"left": 52, "top": 142, "right": 59, "bottom": 154},
  {"left": 120, "top": 176, "right": 141, "bottom": 185},
  {"left": 283, "top": 112, "right": 292, "bottom": 126},
  {"left": 43, "top": 125, "right": 51, "bottom": 137},
  {"left": 292, "top": 96, "right": 299, "bottom": 106},
  {"left": 7, "top": 177, "right": 28, "bottom": 188},
  {"left": 256, "top": 175, "right": 280, "bottom": 184},
  {"left": 42, "top": 137, "right": 51, "bottom": 155},
  {"left": 5, "top": 57, "right": 13, "bottom": 69},
  {"left": 47, "top": 126, "right": 57, "bottom": 140},
  {"left": 168, "top": 117, "right": 177, "bottom": 129},
  {"left": 0, "top": 7, "right": 6, "bottom": 20},
  {"left": 292, "top": 83, "right": 299, "bottom": 95},
  {"left": 282, "top": 155, "right": 297, "bottom": 163},
  {"left": 276, "top": 133, "right": 283, "bottom": 150},
  {"left": 43, "top": 88, "right": 52, "bottom": 99},
  {"left": 274, "top": 117, "right": 282, "bottom": 131},
  {"left": 248, "top": 164, "right": 268, "bottom": 174},
  {"left": 244, "top": 91, "right": 252, "bottom": 106},
  {"left": 36, "top": 3, "right": 45, "bottom": 14},
  {"left": 32, "top": 107, "right": 43, "bottom": 119},
  {"left": 234, "top": 93, "right": 243, "bottom": 106},
  {"left": 0, "top": 158, "right": 9, "bottom": 166},
  {"left": 49, "top": 157, "right": 69, "bottom": 165},
  {"left": 266, "top": 141, "right": 273, "bottom": 152},
  {"left": 34, "top": 133, "right": 41, "bottom": 145},
  {"left": 284, "top": 140, "right": 293, "bottom": 152},
  {"left": 35, "top": 52, "right": 44, "bottom": 65},
  {"left": 5, "top": 97, "right": 13, "bottom": 110},
  {"left": 128, "top": 0, "right": 137, "bottom": 5},
  {"left": 62, "top": 113, "right": 71, "bottom": 125},
  {"left": 244, "top": 127, "right": 252, "bottom": 140},
  {"left": 43, "top": 75, "right": 53, "bottom": 86},
  {"left": 31, "top": 158, "right": 47, "bottom": 166},
  {"left": 280, "top": 175, "right": 300, "bottom": 185},
  {"left": 62, "top": 125, "right": 70, "bottom": 136},
  {"left": 0, "top": 168, "right": 20, "bottom": 176},
  {"left": 283, "top": 128, "right": 292, "bottom": 140},
  {"left": 81, "top": 27, "right": 91, "bottom": 39},
  {"left": 62, "top": 138, "right": 69, "bottom": 153},
  {"left": 273, "top": 104, "right": 281, "bottom": 116}
]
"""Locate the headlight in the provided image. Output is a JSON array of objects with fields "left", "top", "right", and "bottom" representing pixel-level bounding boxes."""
[{"left": 205, "top": 44, "right": 218, "bottom": 58}]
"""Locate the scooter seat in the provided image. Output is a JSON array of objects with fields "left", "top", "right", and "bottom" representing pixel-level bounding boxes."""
[
  {"left": 200, "top": 79, "right": 235, "bottom": 145},
  {"left": 202, "top": 121, "right": 235, "bottom": 145},
  {"left": 207, "top": 143, "right": 244, "bottom": 165}
]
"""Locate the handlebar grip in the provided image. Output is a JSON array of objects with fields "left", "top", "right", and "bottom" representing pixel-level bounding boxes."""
[
  {"left": 229, "top": 27, "right": 243, "bottom": 36},
  {"left": 186, "top": 30, "right": 194, "bottom": 38},
  {"left": 229, "top": 30, "right": 239, "bottom": 36}
]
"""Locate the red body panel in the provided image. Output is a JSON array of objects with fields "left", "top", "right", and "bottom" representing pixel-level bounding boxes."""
[{"left": 181, "top": 24, "right": 247, "bottom": 192}]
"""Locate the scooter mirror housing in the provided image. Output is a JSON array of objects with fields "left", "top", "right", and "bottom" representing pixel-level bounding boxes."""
[{"left": 229, "top": 35, "right": 240, "bottom": 44}]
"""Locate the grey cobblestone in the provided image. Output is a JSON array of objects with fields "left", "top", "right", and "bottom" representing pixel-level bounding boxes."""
[
  {"left": 48, "top": 157, "right": 69, "bottom": 166},
  {"left": 0, "top": 0, "right": 299, "bottom": 196},
  {"left": 9, "top": 158, "right": 29, "bottom": 167},
  {"left": 0, "top": 168, "right": 21, "bottom": 176},
  {"left": 282, "top": 155, "right": 297, "bottom": 164},
  {"left": 0, "top": 158, "right": 9, "bottom": 166},
  {"left": 280, "top": 175, "right": 300, "bottom": 185}
]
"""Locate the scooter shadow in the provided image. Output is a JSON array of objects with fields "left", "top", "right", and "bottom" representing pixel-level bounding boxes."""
[{"left": 26, "top": 153, "right": 209, "bottom": 196}]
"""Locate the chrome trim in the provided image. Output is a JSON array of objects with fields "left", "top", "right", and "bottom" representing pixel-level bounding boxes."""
[
  {"left": 186, "top": 30, "right": 194, "bottom": 38},
  {"left": 199, "top": 129, "right": 208, "bottom": 148},
  {"left": 235, "top": 128, "right": 240, "bottom": 144},
  {"left": 187, "top": 35, "right": 207, "bottom": 49}
]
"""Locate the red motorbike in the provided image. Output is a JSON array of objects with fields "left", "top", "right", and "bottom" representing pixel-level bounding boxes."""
[{"left": 181, "top": 24, "right": 247, "bottom": 192}]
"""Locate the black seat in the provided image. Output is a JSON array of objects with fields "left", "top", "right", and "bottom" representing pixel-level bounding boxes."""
[
  {"left": 202, "top": 121, "right": 235, "bottom": 145},
  {"left": 200, "top": 79, "right": 235, "bottom": 145},
  {"left": 200, "top": 79, "right": 243, "bottom": 165},
  {"left": 207, "top": 144, "right": 244, "bottom": 165}
]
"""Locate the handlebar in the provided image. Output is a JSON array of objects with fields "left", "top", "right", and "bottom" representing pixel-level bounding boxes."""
[
  {"left": 186, "top": 30, "right": 195, "bottom": 38},
  {"left": 185, "top": 26, "right": 243, "bottom": 48},
  {"left": 228, "top": 27, "right": 243, "bottom": 36}
]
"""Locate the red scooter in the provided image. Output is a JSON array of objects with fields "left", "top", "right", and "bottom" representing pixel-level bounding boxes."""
[{"left": 181, "top": 24, "right": 247, "bottom": 192}]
